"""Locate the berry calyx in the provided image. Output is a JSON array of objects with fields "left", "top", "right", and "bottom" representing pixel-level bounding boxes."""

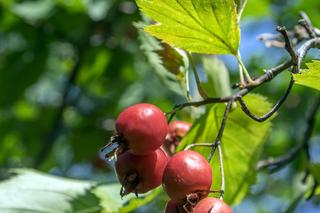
[
  {"left": 164, "top": 120, "right": 192, "bottom": 155},
  {"left": 162, "top": 150, "right": 212, "bottom": 204},
  {"left": 193, "top": 197, "right": 232, "bottom": 213},
  {"left": 115, "top": 148, "right": 168, "bottom": 196},
  {"left": 103, "top": 103, "right": 168, "bottom": 158},
  {"left": 165, "top": 200, "right": 187, "bottom": 213}
]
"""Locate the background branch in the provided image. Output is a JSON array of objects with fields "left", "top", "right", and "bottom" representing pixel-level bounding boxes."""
[
  {"left": 34, "top": 45, "right": 85, "bottom": 168},
  {"left": 299, "top": 11, "right": 317, "bottom": 38},
  {"left": 256, "top": 96, "right": 320, "bottom": 171}
]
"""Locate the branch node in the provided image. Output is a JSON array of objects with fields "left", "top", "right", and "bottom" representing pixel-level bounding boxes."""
[{"left": 264, "top": 70, "right": 274, "bottom": 80}]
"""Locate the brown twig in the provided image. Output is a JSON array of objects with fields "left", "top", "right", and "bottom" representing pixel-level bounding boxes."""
[
  {"left": 276, "top": 26, "right": 299, "bottom": 73},
  {"left": 299, "top": 12, "right": 317, "bottom": 39},
  {"left": 207, "top": 100, "right": 233, "bottom": 161},
  {"left": 238, "top": 76, "right": 294, "bottom": 122}
]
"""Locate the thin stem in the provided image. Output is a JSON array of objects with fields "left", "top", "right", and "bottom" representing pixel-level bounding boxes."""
[
  {"left": 238, "top": 75, "right": 294, "bottom": 122},
  {"left": 184, "top": 143, "right": 213, "bottom": 151},
  {"left": 217, "top": 143, "right": 225, "bottom": 199},
  {"left": 187, "top": 52, "right": 208, "bottom": 98},
  {"left": 185, "top": 66, "right": 193, "bottom": 101},
  {"left": 296, "top": 37, "right": 320, "bottom": 73},
  {"left": 237, "top": 52, "right": 255, "bottom": 85},
  {"left": 276, "top": 26, "right": 298, "bottom": 73},
  {"left": 208, "top": 100, "right": 233, "bottom": 161},
  {"left": 299, "top": 11, "right": 317, "bottom": 38},
  {"left": 238, "top": 58, "right": 245, "bottom": 86}
]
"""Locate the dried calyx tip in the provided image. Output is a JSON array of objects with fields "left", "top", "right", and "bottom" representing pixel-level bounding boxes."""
[
  {"left": 100, "top": 134, "right": 125, "bottom": 160},
  {"left": 120, "top": 172, "right": 139, "bottom": 198}
]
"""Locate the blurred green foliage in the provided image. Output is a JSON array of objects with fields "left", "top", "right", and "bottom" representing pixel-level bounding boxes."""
[
  {"left": 0, "top": 0, "right": 319, "bottom": 213},
  {"left": 0, "top": 0, "right": 174, "bottom": 170}
]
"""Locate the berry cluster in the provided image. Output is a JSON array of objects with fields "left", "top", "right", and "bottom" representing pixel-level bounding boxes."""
[{"left": 102, "top": 103, "right": 232, "bottom": 212}]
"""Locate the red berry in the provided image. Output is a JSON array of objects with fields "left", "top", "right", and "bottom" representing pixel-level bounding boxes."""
[
  {"left": 115, "top": 148, "right": 168, "bottom": 196},
  {"left": 165, "top": 200, "right": 187, "bottom": 213},
  {"left": 162, "top": 150, "right": 212, "bottom": 204},
  {"left": 115, "top": 103, "right": 168, "bottom": 155},
  {"left": 193, "top": 197, "right": 232, "bottom": 213},
  {"left": 168, "top": 121, "right": 192, "bottom": 140},
  {"left": 164, "top": 121, "right": 192, "bottom": 155}
]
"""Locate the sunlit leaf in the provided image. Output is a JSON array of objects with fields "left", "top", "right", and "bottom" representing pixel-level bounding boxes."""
[
  {"left": 177, "top": 94, "right": 273, "bottom": 205},
  {"left": 135, "top": 0, "right": 240, "bottom": 55},
  {"left": 294, "top": 60, "right": 320, "bottom": 92}
]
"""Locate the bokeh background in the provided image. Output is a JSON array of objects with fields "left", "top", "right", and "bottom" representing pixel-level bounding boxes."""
[{"left": 0, "top": 0, "right": 320, "bottom": 212}]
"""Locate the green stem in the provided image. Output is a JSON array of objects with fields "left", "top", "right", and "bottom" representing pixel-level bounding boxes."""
[
  {"left": 236, "top": 52, "right": 254, "bottom": 84},
  {"left": 187, "top": 52, "right": 208, "bottom": 99},
  {"left": 184, "top": 68, "right": 193, "bottom": 101}
]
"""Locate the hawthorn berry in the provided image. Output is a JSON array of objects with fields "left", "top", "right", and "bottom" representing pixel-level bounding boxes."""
[
  {"left": 164, "top": 120, "right": 192, "bottom": 155},
  {"left": 162, "top": 150, "right": 212, "bottom": 204},
  {"left": 193, "top": 197, "right": 232, "bottom": 213},
  {"left": 103, "top": 103, "right": 168, "bottom": 157},
  {"left": 115, "top": 148, "right": 168, "bottom": 196}
]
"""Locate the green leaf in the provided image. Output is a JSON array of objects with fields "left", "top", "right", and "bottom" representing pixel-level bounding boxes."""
[
  {"left": 294, "top": 60, "right": 320, "bottom": 92},
  {"left": 136, "top": 21, "right": 189, "bottom": 97},
  {"left": 135, "top": 0, "right": 240, "bottom": 55},
  {"left": 201, "top": 57, "right": 232, "bottom": 97},
  {"left": 0, "top": 169, "right": 158, "bottom": 213},
  {"left": 177, "top": 94, "right": 273, "bottom": 205}
]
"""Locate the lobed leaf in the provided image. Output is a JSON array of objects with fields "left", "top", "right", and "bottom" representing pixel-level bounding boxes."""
[
  {"left": 136, "top": 21, "right": 189, "bottom": 97},
  {"left": 294, "top": 60, "right": 320, "bottom": 92},
  {"left": 135, "top": 0, "right": 240, "bottom": 55}
]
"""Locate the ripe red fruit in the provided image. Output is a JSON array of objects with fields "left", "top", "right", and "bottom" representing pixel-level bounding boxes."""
[
  {"left": 103, "top": 103, "right": 168, "bottom": 157},
  {"left": 162, "top": 150, "right": 212, "bottom": 204},
  {"left": 115, "top": 148, "right": 168, "bottom": 196},
  {"left": 193, "top": 197, "right": 232, "bottom": 213},
  {"left": 165, "top": 200, "right": 187, "bottom": 213},
  {"left": 164, "top": 121, "right": 192, "bottom": 155}
]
